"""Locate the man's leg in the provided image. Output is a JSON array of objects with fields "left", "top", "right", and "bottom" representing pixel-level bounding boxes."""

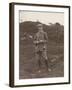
[
  {"left": 35, "top": 52, "right": 41, "bottom": 72},
  {"left": 43, "top": 51, "right": 51, "bottom": 72},
  {"left": 38, "top": 51, "right": 43, "bottom": 72},
  {"left": 42, "top": 51, "right": 48, "bottom": 70}
]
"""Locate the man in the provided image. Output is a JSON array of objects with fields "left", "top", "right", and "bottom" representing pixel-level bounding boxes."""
[{"left": 34, "top": 23, "right": 51, "bottom": 73}]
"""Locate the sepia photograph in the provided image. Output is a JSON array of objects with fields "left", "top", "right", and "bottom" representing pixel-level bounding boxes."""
[
  {"left": 19, "top": 11, "right": 64, "bottom": 79},
  {"left": 9, "top": 3, "right": 70, "bottom": 87}
]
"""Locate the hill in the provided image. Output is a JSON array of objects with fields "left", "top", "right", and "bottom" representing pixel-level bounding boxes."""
[{"left": 19, "top": 21, "right": 64, "bottom": 44}]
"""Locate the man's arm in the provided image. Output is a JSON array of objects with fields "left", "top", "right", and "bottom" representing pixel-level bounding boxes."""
[
  {"left": 44, "top": 32, "right": 48, "bottom": 42},
  {"left": 33, "top": 34, "right": 39, "bottom": 44}
]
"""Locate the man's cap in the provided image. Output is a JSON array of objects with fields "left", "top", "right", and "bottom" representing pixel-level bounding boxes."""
[{"left": 37, "top": 23, "right": 43, "bottom": 27}]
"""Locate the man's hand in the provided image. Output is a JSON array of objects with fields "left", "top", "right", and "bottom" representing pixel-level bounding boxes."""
[
  {"left": 33, "top": 41, "right": 39, "bottom": 44},
  {"left": 34, "top": 40, "right": 47, "bottom": 44}
]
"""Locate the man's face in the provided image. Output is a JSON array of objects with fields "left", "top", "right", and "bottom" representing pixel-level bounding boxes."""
[{"left": 38, "top": 26, "right": 43, "bottom": 32}]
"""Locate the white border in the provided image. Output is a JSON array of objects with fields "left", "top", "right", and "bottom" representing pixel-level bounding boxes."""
[{"left": 14, "top": 5, "right": 69, "bottom": 86}]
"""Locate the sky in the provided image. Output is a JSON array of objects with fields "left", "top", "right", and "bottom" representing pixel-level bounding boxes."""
[{"left": 19, "top": 11, "right": 64, "bottom": 25}]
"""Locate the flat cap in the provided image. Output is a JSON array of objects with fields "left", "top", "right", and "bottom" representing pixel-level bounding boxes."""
[{"left": 37, "top": 23, "right": 43, "bottom": 27}]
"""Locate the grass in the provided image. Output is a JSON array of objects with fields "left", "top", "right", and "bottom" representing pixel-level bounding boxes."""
[{"left": 19, "top": 40, "right": 64, "bottom": 79}]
